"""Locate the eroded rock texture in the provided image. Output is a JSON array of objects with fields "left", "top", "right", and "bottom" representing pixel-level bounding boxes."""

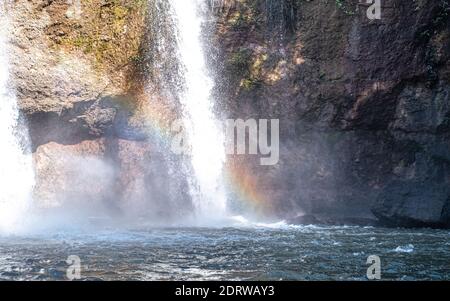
[
  {"left": 8, "top": 0, "right": 450, "bottom": 227},
  {"left": 211, "top": 0, "right": 450, "bottom": 227}
]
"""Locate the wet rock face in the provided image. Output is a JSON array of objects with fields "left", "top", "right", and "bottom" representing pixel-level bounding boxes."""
[
  {"left": 8, "top": 0, "right": 149, "bottom": 144},
  {"left": 212, "top": 0, "right": 450, "bottom": 227},
  {"left": 373, "top": 179, "right": 450, "bottom": 228},
  {"left": 10, "top": 1, "right": 120, "bottom": 113},
  {"left": 7, "top": 0, "right": 155, "bottom": 216},
  {"left": 32, "top": 137, "right": 192, "bottom": 222},
  {"left": 106, "top": 139, "right": 192, "bottom": 223},
  {"left": 33, "top": 139, "right": 113, "bottom": 210},
  {"left": 8, "top": 0, "right": 450, "bottom": 227}
]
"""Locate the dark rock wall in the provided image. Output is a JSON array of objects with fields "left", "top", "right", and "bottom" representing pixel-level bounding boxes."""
[{"left": 211, "top": 0, "right": 450, "bottom": 227}]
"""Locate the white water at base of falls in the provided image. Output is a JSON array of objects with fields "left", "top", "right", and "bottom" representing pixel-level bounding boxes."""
[
  {"left": 0, "top": 3, "right": 35, "bottom": 233},
  {"left": 169, "top": 0, "right": 228, "bottom": 222}
]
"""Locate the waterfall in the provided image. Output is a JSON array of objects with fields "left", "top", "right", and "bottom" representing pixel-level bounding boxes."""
[
  {"left": 0, "top": 2, "right": 35, "bottom": 233},
  {"left": 169, "top": 0, "right": 227, "bottom": 221}
]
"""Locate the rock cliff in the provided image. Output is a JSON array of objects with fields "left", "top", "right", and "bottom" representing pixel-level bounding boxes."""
[
  {"left": 7, "top": 0, "right": 450, "bottom": 227},
  {"left": 210, "top": 0, "right": 450, "bottom": 227}
]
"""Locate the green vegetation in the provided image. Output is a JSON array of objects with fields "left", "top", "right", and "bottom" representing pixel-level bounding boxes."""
[
  {"left": 228, "top": 48, "right": 268, "bottom": 92},
  {"left": 334, "top": 0, "right": 356, "bottom": 16},
  {"left": 229, "top": 48, "right": 253, "bottom": 75},
  {"left": 226, "top": 1, "right": 261, "bottom": 31},
  {"left": 54, "top": 0, "right": 148, "bottom": 73}
]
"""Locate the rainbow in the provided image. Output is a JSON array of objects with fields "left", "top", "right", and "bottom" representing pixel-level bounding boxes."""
[
  {"left": 138, "top": 99, "right": 270, "bottom": 214},
  {"left": 224, "top": 160, "right": 270, "bottom": 215}
]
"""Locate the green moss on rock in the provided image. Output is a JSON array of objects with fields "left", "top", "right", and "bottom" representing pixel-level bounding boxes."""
[{"left": 45, "top": 0, "right": 148, "bottom": 87}]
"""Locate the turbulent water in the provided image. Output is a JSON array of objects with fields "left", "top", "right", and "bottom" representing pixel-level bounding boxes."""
[
  {"left": 0, "top": 225, "right": 448, "bottom": 281},
  {"left": 0, "top": 1, "right": 34, "bottom": 233}
]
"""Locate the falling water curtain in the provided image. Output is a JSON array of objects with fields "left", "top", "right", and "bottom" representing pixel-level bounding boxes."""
[{"left": 265, "top": 0, "right": 297, "bottom": 34}]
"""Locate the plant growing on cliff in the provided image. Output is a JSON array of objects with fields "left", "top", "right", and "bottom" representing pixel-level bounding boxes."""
[
  {"left": 227, "top": 48, "right": 266, "bottom": 92},
  {"left": 229, "top": 48, "right": 253, "bottom": 74},
  {"left": 334, "top": 0, "right": 356, "bottom": 16},
  {"left": 226, "top": 0, "right": 262, "bottom": 31},
  {"left": 53, "top": 0, "right": 147, "bottom": 77}
]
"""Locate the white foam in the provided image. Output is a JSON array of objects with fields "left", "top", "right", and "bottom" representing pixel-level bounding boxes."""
[{"left": 393, "top": 244, "right": 415, "bottom": 253}]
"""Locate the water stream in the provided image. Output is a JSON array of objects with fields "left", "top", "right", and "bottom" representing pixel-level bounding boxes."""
[
  {"left": 168, "top": 0, "right": 228, "bottom": 222},
  {"left": 0, "top": 1, "right": 35, "bottom": 233}
]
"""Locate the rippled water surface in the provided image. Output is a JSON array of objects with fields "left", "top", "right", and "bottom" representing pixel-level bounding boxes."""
[{"left": 0, "top": 225, "right": 449, "bottom": 280}]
